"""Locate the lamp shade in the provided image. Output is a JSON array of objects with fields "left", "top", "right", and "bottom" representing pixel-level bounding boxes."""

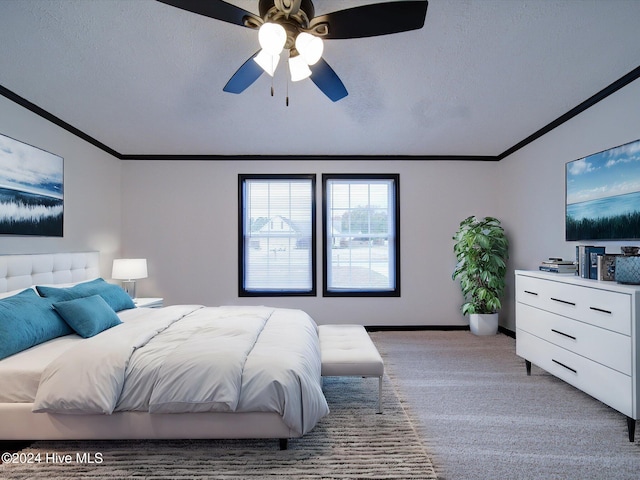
[
  {"left": 289, "top": 54, "right": 312, "bottom": 82},
  {"left": 253, "top": 49, "right": 280, "bottom": 76},
  {"left": 295, "top": 32, "right": 323, "bottom": 66},
  {"left": 258, "top": 22, "right": 286, "bottom": 56},
  {"left": 112, "top": 259, "right": 148, "bottom": 280}
]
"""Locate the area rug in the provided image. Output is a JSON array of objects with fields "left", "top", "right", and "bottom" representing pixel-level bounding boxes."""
[{"left": 1, "top": 375, "right": 436, "bottom": 479}]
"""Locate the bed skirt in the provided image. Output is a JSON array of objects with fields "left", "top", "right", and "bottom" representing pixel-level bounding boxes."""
[{"left": 0, "top": 403, "right": 297, "bottom": 441}]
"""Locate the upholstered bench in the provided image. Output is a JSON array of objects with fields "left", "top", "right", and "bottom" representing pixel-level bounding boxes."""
[{"left": 318, "top": 324, "right": 385, "bottom": 413}]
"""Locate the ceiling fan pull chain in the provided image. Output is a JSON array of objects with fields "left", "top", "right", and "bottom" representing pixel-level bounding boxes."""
[
  {"left": 286, "top": 59, "right": 290, "bottom": 106},
  {"left": 271, "top": 55, "right": 275, "bottom": 97},
  {"left": 286, "top": 77, "right": 290, "bottom": 106}
]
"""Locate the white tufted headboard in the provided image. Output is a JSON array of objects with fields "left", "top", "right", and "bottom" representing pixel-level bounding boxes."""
[{"left": 0, "top": 252, "right": 100, "bottom": 294}]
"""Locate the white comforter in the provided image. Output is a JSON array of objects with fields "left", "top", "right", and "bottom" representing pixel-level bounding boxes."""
[{"left": 33, "top": 305, "right": 329, "bottom": 436}]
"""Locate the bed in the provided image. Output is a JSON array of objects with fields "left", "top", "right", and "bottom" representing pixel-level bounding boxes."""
[{"left": 0, "top": 252, "right": 329, "bottom": 449}]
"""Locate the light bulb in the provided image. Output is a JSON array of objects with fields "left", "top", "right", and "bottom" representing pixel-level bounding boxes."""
[
  {"left": 258, "top": 22, "right": 286, "bottom": 56},
  {"left": 295, "top": 32, "right": 323, "bottom": 65}
]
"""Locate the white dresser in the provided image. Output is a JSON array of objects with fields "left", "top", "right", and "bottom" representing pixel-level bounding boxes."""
[{"left": 515, "top": 270, "right": 639, "bottom": 442}]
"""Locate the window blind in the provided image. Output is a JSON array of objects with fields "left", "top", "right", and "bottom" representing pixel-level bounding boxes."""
[
  {"left": 239, "top": 175, "right": 316, "bottom": 296},
  {"left": 323, "top": 175, "right": 400, "bottom": 296}
]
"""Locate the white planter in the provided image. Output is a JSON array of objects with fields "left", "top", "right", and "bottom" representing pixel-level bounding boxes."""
[{"left": 469, "top": 313, "right": 499, "bottom": 336}]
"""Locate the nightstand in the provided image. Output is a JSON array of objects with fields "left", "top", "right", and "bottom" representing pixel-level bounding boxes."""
[{"left": 134, "top": 297, "right": 164, "bottom": 308}]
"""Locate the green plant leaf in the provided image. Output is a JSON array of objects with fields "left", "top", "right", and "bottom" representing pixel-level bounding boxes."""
[{"left": 452, "top": 215, "right": 509, "bottom": 315}]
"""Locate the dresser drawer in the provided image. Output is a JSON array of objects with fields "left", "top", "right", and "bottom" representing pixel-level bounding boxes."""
[
  {"left": 516, "top": 274, "right": 551, "bottom": 308},
  {"left": 516, "top": 274, "right": 631, "bottom": 335},
  {"left": 516, "top": 302, "right": 631, "bottom": 375},
  {"left": 516, "top": 329, "right": 632, "bottom": 416}
]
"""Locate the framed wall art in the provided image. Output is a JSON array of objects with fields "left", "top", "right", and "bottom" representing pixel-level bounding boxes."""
[
  {"left": 566, "top": 138, "right": 640, "bottom": 241},
  {"left": 0, "top": 133, "right": 63, "bottom": 236}
]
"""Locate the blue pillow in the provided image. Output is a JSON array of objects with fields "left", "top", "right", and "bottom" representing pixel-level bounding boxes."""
[
  {"left": 0, "top": 289, "right": 73, "bottom": 360},
  {"left": 53, "top": 295, "right": 122, "bottom": 338},
  {"left": 37, "top": 278, "right": 135, "bottom": 312}
]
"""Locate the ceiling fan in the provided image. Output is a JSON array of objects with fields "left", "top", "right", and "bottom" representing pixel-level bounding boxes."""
[{"left": 157, "top": 0, "right": 429, "bottom": 102}]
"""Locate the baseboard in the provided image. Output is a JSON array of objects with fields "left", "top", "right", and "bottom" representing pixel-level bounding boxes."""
[
  {"left": 365, "top": 325, "right": 469, "bottom": 332},
  {"left": 499, "top": 326, "right": 516, "bottom": 338},
  {"left": 365, "top": 325, "right": 517, "bottom": 338}
]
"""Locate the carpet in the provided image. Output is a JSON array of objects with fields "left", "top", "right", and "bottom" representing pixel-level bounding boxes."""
[
  {"left": 370, "top": 330, "right": 640, "bottom": 480},
  {"left": 1, "top": 375, "right": 436, "bottom": 479}
]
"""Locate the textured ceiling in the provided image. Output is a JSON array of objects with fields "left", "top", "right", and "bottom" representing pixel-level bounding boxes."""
[{"left": 0, "top": 0, "right": 639, "bottom": 158}]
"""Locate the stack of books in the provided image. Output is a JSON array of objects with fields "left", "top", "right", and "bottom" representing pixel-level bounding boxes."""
[
  {"left": 539, "top": 258, "right": 577, "bottom": 274},
  {"left": 575, "top": 245, "right": 606, "bottom": 279}
]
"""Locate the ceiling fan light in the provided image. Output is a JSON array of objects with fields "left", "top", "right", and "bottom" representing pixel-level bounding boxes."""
[
  {"left": 258, "top": 22, "right": 287, "bottom": 55},
  {"left": 253, "top": 49, "right": 280, "bottom": 76},
  {"left": 295, "top": 32, "right": 323, "bottom": 65},
  {"left": 289, "top": 54, "right": 312, "bottom": 82}
]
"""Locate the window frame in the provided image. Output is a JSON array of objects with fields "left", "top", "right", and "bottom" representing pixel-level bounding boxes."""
[
  {"left": 238, "top": 174, "right": 317, "bottom": 297},
  {"left": 322, "top": 173, "right": 400, "bottom": 297}
]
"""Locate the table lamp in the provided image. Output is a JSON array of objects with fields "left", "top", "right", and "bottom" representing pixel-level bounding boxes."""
[{"left": 112, "top": 258, "right": 148, "bottom": 298}]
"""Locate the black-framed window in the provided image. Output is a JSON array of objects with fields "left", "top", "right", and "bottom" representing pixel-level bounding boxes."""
[
  {"left": 238, "top": 174, "right": 316, "bottom": 296},
  {"left": 322, "top": 174, "right": 400, "bottom": 297}
]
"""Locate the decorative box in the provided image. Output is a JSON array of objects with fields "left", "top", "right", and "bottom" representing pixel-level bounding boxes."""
[{"left": 615, "top": 255, "right": 640, "bottom": 284}]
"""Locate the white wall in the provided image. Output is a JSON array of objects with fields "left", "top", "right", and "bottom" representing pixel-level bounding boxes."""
[
  {"left": 3, "top": 75, "right": 638, "bottom": 329},
  {"left": 121, "top": 159, "right": 500, "bottom": 326},
  {"left": 499, "top": 77, "right": 640, "bottom": 331},
  {"left": 0, "top": 96, "right": 123, "bottom": 275},
  {"left": 122, "top": 77, "right": 640, "bottom": 329}
]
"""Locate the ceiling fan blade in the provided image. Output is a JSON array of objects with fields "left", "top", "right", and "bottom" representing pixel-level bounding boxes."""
[
  {"left": 156, "top": 0, "right": 260, "bottom": 27},
  {"left": 310, "top": 1, "right": 428, "bottom": 39},
  {"left": 309, "top": 58, "right": 348, "bottom": 102},
  {"left": 223, "top": 52, "right": 264, "bottom": 94}
]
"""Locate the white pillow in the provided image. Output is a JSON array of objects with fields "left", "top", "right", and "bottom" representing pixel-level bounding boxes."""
[
  {"left": 33, "top": 278, "right": 100, "bottom": 295},
  {"left": 0, "top": 278, "right": 100, "bottom": 300},
  {"left": 0, "top": 287, "right": 36, "bottom": 300}
]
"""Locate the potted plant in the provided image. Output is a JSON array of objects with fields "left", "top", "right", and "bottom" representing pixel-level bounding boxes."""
[{"left": 452, "top": 216, "right": 509, "bottom": 335}]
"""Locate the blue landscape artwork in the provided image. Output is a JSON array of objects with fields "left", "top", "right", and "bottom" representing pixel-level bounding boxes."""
[
  {"left": 566, "top": 138, "right": 640, "bottom": 240},
  {"left": 0, "top": 133, "right": 63, "bottom": 236}
]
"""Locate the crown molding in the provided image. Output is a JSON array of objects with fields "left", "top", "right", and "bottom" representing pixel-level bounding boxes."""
[
  {"left": 497, "top": 65, "right": 640, "bottom": 160},
  {"left": 1, "top": 65, "right": 639, "bottom": 162},
  {"left": 0, "top": 85, "right": 121, "bottom": 159},
  {"left": 118, "top": 154, "right": 498, "bottom": 161}
]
